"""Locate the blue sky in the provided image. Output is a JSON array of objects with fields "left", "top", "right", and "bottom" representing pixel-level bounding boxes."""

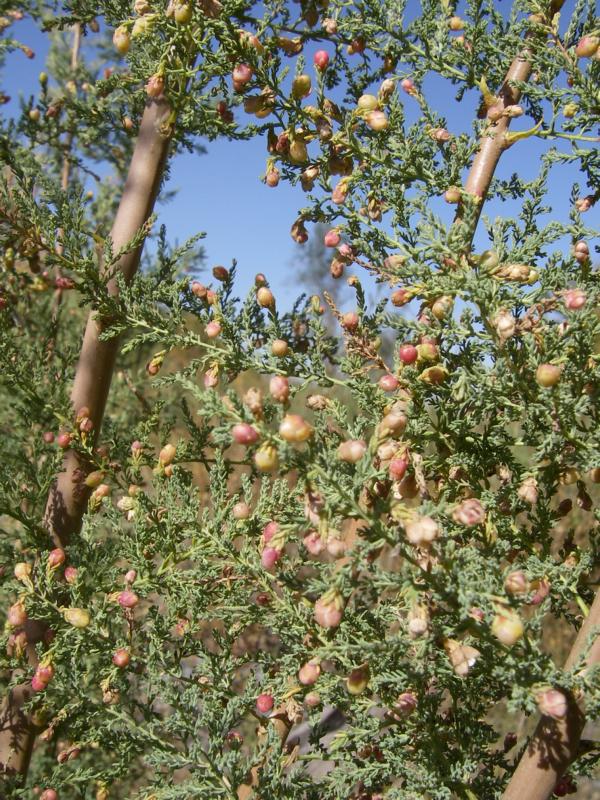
[{"left": 1, "top": 6, "right": 591, "bottom": 311}]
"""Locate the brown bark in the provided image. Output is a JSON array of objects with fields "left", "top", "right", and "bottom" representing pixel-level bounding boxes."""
[
  {"left": 502, "top": 590, "right": 600, "bottom": 800},
  {"left": 458, "top": 0, "right": 566, "bottom": 237},
  {"left": 0, "top": 94, "right": 172, "bottom": 782},
  {"left": 45, "top": 93, "right": 172, "bottom": 546}
]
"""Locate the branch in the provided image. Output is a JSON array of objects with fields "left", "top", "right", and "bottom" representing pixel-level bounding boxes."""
[
  {"left": 457, "top": 0, "right": 566, "bottom": 241},
  {"left": 502, "top": 590, "right": 600, "bottom": 799},
  {"left": 0, "top": 93, "right": 173, "bottom": 780},
  {"left": 44, "top": 93, "right": 172, "bottom": 546}
]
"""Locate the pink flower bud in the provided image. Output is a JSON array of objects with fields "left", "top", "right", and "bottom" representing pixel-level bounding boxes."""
[
  {"left": 262, "top": 521, "right": 279, "bottom": 543},
  {"left": 298, "top": 659, "right": 321, "bottom": 685},
  {"left": 269, "top": 375, "right": 290, "bottom": 402},
  {"left": 113, "top": 648, "right": 131, "bottom": 668},
  {"left": 529, "top": 578, "right": 550, "bottom": 606},
  {"left": 313, "top": 50, "right": 329, "bottom": 70},
  {"left": 452, "top": 498, "right": 485, "bottom": 527},
  {"left": 124, "top": 569, "right": 137, "bottom": 584},
  {"left": 399, "top": 344, "right": 418, "bottom": 364},
  {"left": 231, "top": 423, "right": 259, "bottom": 445},
  {"left": 14, "top": 562, "right": 32, "bottom": 582},
  {"left": 256, "top": 692, "right": 274, "bottom": 714},
  {"left": 314, "top": 595, "right": 343, "bottom": 628},
  {"left": 205, "top": 320, "right": 221, "bottom": 338},
  {"left": 337, "top": 439, "right": 367, "bottom": 464},
  {"left": 232, "top": 63, "right": 253, "bottom": 87},
  {"left": 379, "top": 373, "right": 399, "bottom": 392},
  {"left": 389, "top": 456, "right": 408, "bottom": 481},
  {"left": 279, "top": 414, "right": 313, "bottom": 443},
  {"left": 159, "top": 443, "right": 177, "bottom": 465},
  {"left": 43, "top": 431, "right": 55, "bottom": 444},
  {"left": 380, "top": 411, "right": 407, "bottom": 437},
  {"left": 303, "top": 531, "right": 324, "bottom": 555},
  {"left": 117, "top": 590, "right": 139, "bottom": 609},
  {"left": 57, "top": 432, "right": 71, "bottom": 449},
  {"left": 338, "top": 243, "right": 353, "bottom": 260},
  {"left": 574, "top": 240, "right": 589, "bottom": 263},
  {"left": 324, "top": 229, "right": 341, "bottom": 248},
  {"left": 491, "top": 611, "right": 524, "bottom": 646},
  {"left": 31, "top": 675, "right": 48, "bottom": 692},
  {"left": 400, "top": 77, "right": 416, "bottom": 95},
  {"left": 332, "top": 180, "right": 349, "bottom": 204},
  {"left": 564, "top": 289, "right": 586, "bottom": 310},
  {"left": 8, "top": 601, "right": 27, "bottom": 627},
  {"left": 394, "top": 691, "right": 418, "bottom": 717},
  {"left": 48, "top": 548, "right": 65, "bottom": 569},
  {"left": 575, "top": 35, "right": 599, "bottom": 58},
  {"left": 304, "top": 691, "right": 321, "bottom": 708},
  {"left": 518, "top": 477, "right": 538, "bottom": 505},
  {"left": 64, "top": 566, "right": 78, "bottom": 584},
  {"left": 40, "top": 790, "right": 58, "bottom": 800},
  {"left": 261, "top": 546, "right": 281, "bottom": 571}
]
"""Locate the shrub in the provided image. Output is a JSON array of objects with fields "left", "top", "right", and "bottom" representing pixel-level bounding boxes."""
[{"left": 0, "top": 1, "right": 599, "bottom": 799}]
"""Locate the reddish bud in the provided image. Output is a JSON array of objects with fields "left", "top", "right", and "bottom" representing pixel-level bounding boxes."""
[
  {"left": 303, "top": 531, "right": 324, "bottom": 555},
  {"left": 257, "top": 287, "right": 275, "bottom": 308},
  {"left": 269, "top": 375, "right": 290, "bottom": 403},
  {"left": 57, "top": 432, "right": 71, "bottom": 449},
  {"left": 48, "top": 548, "right": 65, "bottom": 569},
  {"left": 261, "top": 546, "right": 281, "bottom": 570},
  {"left": 491, "top": 611, "right": 524, "bottom": 646},
  {"left": 231, "top": 423, "right": 259, "bottom": 445},
  {"left": 399, "top": 344, "right": 418, "bottom": 364},
  {"left": 113, "top": 648, "right": 131, "bottom": 668},
  {"left": 564, "top": 289, "right": 586, "bottom": 310},
  {"left": 400, "top": 77, "right": 416, "bottom": 95},
  {"left": 391, "top": 288, "right": 411, "bottom": 307},
  {"left": 575, "top": 35, "right": 599, "bottom": 58},
  {"left": 341, "top": 311, "right": 359, "bottom": 332},
  {"left": 313, "top": 50, "right": 330, "bottom": 70},
  {"left": 323, "top": 229, "right": 341, "bottom": 248},
  {"left": 117, "top": 590, "right": 139, "bottom": 609},
  {"left": 232, "top": 63, "right": 253, "bottom": 88},
  {"left": 504, "top": 571, "right": 530, "bottom": 596},
  {"left": 314, "top": 594, "right": 343, "bottom": 628},
  {"left": 8, "top": 601, "right": 27, "bottom": 627},
  {"left": 64, "top": 566, "right": 78, "bottom": 584},
  {"left": 379, "top": 373, "right": 399, "bottom": 392},
  {"left": 337, "top": 439, "right": 367, "bottom": 464},
  {"left": 298, "top": 659, "right": 320, "bottom": 685},
  {"left": 452, "top": 498, "right": 485, "bottom": 527},
  {"left": 205, "top": 320, "right": 221, "bottom": 338},
  {"left": 256, "top": 693, "right": 274, "bottom": 714},
  {"left": 389, "top": 456, "right": 408, "bottom": 481}
]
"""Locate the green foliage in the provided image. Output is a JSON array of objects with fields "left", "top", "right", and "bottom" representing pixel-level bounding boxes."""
[{"left": 0, "top": 0, "right": 599, "bottom": 799}]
